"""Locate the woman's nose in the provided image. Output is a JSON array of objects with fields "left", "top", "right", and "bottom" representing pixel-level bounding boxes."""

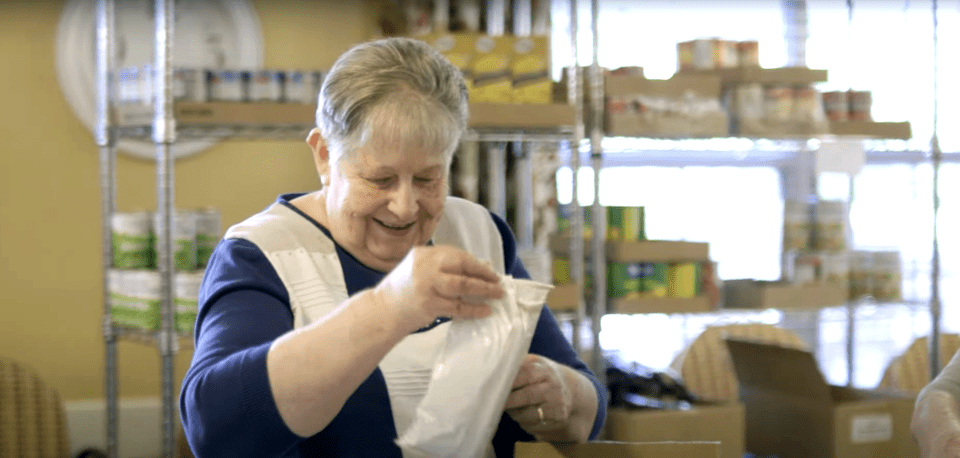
[{"left": 387, "top": 181, "right": 418, "bottom": 218}]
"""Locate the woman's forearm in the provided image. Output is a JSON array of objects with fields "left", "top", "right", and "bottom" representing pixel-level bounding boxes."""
[{"left": 266, "top": 289, "right": 409, "bottom": 437}]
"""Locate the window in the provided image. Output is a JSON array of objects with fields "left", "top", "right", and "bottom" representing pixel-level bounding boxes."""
[{"left": 551, "top": 0, "right": 959, "bottom": 388}]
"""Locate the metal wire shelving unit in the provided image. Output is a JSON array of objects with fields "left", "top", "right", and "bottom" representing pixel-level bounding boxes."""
[{"left": 94, "top": 1, "right": 582, "bottom": 456}]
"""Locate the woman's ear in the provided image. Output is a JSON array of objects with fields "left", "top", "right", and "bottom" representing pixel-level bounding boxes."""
[{"left": 306, "top": 128, "right": 331, "bottom": 186}]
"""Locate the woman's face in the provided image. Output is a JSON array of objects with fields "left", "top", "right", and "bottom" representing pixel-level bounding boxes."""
[{"left": 319, "top": 137, "right": 448, "bottom": 272}]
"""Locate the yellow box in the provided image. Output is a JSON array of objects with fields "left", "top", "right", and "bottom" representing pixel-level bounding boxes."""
[
  {"left": 423, "top": 32, "right": 478, "bottom": 94},
  {"left": 470, "top": 35, "right": 513, "bottom": 103},
  {"left": 511, "top": 35, "right": 552, "bottom": 104}
]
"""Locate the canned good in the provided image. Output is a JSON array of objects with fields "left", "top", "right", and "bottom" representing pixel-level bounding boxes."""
[
  {"left": 848, "top": 90, "right": 872, "bottom": 121},
  {"left": 605, "top": 206, "right": 645, "bottom": 241},
  {"left": 112, "top": 211, "right": 154, "bottom": 269},
  {"left": 785, "top": 251, "right": 821, "bottom": 285},
  {"left": 153, "top": 210, "right": 198, "bottom": 271},
  {"left": 207, "top": 69, "right": 248, "bottom": 102},
  {"left": 645, "top": 263, "right": 669, "bottom": 297},
  {"left": 782, "top": 200, "right": 811, "bottom": 251},
  {"left": 249, "top": 69, "right": 285, "bottom": 102},
  {"left": 849, "top": 250, "right": 874, "bottom": 299},
  {"left": 556, "top": 205, "right": 592, "bottom": 239},
  {"left": 284, "top": 70, "right": 322, "bottom": 104},
  {"left": 108, "top": 269, "right": 161, "bottom": 330},
  {"left": 607, "top": 262, "right": 644, "bottom": 299},
  {"left": 173, "top": 67, "right": 207, "bottom": 102},
  {"left": 175, "top": 271, "right": 204, "bottom": 334},
  {"left": 765, "top": 85, "right": 794, "bottom": 122},
  {"left": 822, "top": 90, "right": 849, "bottom": 121},
  {"left": 791, "top": 86, "right": 823, "bottom": 123},
  {"left": 667, "top": 262, "right": 700, "bottom": 298},
  {"left": 813, "top": 200, "right": 848, "bottom": 252},
  {"left": 821, "top": 251, "right": 850, "bottom": 285},
  {"left": 872, "top": 250, "right": 902, "bottom": 301},
  {"left": 552, "top": 257, "right": 570, "bottom": 285},
  {"left": 737, "top": 40, "right": 760, "bottom": 67},
  {"left": 194, "top": 207, "right": 221, "bottom": 268}
]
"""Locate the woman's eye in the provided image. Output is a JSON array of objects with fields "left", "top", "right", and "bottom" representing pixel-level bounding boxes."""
[
  {"left": 414, "top": 176, "right": 435, "bottom": 184},
  {"left": 368, "top": 177, "right": 393, "bottom": 186}
]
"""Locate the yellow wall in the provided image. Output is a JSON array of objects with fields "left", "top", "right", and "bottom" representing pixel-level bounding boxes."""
[{"left": 0, "top": 0, "right": 381, "bottom": 401}]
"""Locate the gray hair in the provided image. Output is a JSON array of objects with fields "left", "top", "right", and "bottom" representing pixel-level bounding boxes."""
[{"left": 316, "top": 37, "right": 469, "bottom": 164}]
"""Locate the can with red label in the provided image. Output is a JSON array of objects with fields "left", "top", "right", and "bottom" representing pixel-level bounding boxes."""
[
  {"left": 249, "top": 69, "right": 285, "bottom": 102},
  {"left": 207, "top": 69, "right": 248, "bottom": 102},
  {"left": 822, "top": 91, "right": 849, "bottom": 121},
  {"left": 848, "top": 90, "right": 872, "bottom": 121}
]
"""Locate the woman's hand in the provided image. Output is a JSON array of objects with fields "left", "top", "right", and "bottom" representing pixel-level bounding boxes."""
[
  {"left": 913, "top": 390, "right": 960, "bottom": 458},
  {"left": 373, "top": 245, "right": 504, "bottom": 332},
  {"left": 505, "top": 354, "right": 578, "bottom": 437}
]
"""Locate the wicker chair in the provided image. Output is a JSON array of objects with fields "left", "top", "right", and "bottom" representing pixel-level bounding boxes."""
[
  {"left": 0, "top": 358, "right": 70, "bottom": 458},
  {"left": 878, "top": 333, "right": 960, "bottom": 394},
  {"left": 670, "top": 323, "right": 810, "bottom": 402}
]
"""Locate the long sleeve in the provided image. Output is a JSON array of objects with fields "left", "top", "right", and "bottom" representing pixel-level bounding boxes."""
[{"left": 180, "top": 239, "right": 303, "bottom": 457}]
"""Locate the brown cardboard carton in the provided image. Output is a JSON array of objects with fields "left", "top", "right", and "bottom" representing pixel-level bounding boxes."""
[
  {"left": 723, "top": 280, "right": 848, "bottom": 310},
  {"left": 828, "top": 121, "right": 912, "bottom": 139},
  {"left": 605, "top": 403, "right": 745, "bottom": 458},
  {"left": 515, "top": 441, "right": 720, "bottom": 458},
  {"left": 725, "top": 339, "right": 920, "bottom": 458},
  {"left": 549, "top": 236, "right": 710, "bottom": 264},
  {"left": 468, "top": 102, "right": 575, "bottom": 130}
]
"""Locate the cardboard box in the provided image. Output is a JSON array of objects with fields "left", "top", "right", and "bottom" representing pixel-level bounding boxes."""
[
  {"left": 550, "top": 236, "right": 710, "bottom": 263},
  {"left": 115, "top": 102, "right": 317, "bottom": 127},
  {"left": 546, "top": 283, "right": 581, "bottom": 312},
  {"left": 610, "top": 296, "right": 713, "bottom": 314},
  {"left": 829, "top": 121, "right": 912, "bottom": 139},
  {"left": 468, "top": 102, "right": 575, "bottom": 130},
  {"left": 515, "top": 441, "right": 720, "bottom": 458},
  {"left": 684, "top": 66, "right": 828, "bottom": 86},
  {"left": 723, "top": 280, "right": 848, "bottom": 310},
  {"left": 605, "top": 403, "right": 745, "bottom": 458},
  {"left": 726, "top": 339, "right": 920, "bottom": 458}
]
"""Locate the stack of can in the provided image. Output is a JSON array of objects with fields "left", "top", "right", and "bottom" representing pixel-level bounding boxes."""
[
  {"left": 108, "top": 207, "right": 221, "bottom": 332},
  {"left": 207, "top": 68, "right": 324, "bottom": 104},
  {"left": 849, "top": 250, "right": 902, "bottom": 301},
  {"left": 822, "top": 89, "right": 872, "bottom": 122},
  {"left": 115, "top": 64, "right": 325, "bottom": 104}
]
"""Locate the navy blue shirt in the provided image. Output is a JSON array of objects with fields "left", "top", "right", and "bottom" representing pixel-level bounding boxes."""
[{"left": 180, "top": 194, "right": 606, "bottom": 457}]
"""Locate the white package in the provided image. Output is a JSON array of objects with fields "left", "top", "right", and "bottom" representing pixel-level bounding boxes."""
[{"left": 396, "top": 275, "right": 552, "bottom": 458}]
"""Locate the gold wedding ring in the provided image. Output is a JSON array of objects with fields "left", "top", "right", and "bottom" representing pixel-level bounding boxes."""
[{"left": 537, "top": 406, "right": 545, "bottom": 424}]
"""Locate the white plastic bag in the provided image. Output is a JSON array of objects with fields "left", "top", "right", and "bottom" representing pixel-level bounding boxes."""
[{"left": 396, "top": 275, "right": 552, "bottom": 458}]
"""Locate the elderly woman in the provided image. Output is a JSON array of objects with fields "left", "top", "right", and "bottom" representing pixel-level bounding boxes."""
[
  {"left": 180, "top": 37, "right": 606, "bottom": 457},
  {"left": 912, "top": 350, "right": 960, "bottom": 458}
]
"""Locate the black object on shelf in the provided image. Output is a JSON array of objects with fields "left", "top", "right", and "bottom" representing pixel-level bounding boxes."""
[{"left": 605, "top": 353, "right": 699, "bottom": 409}]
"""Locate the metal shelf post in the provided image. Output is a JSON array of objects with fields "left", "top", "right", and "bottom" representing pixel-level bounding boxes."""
[{"left": 95, "top": 0, "right": 119, "bottom": 456}]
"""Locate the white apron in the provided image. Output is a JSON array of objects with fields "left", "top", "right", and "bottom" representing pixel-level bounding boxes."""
[{"left": 224, "top": 197, "right": 504, "bottom": 457}]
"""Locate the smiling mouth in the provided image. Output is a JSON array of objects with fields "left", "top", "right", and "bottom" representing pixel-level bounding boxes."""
[{"left": 374, "top": 218, "right": 415, "bottom": 231}]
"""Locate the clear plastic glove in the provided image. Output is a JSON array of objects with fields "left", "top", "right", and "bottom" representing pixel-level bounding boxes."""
[
  {"left": 913, "top": 390, "right": 960, "bottom": 458},
  {"left": 374, "top": 245, "right": 505, "bottom": 333},
  {"left": 504, "top": 354, "right": 575, "bottom": 436},
  {"left": 396, "top": 275, "right": 552, "bottom": 458}
]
